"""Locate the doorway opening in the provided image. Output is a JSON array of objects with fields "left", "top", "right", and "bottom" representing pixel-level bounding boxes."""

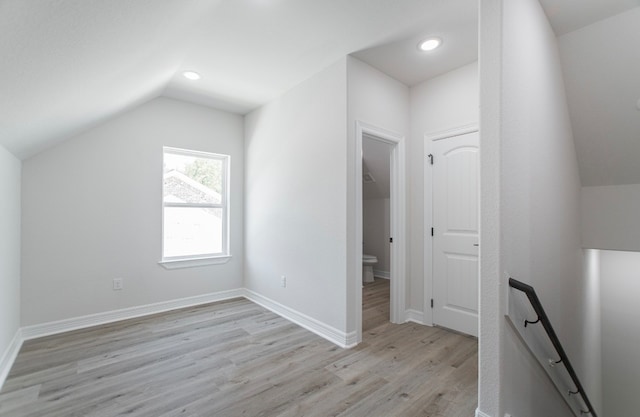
[
  {"left": 354, "top": 121, "right": 406, "bottom": 344},
  {"left": 362, "top": 136, "right": 393, "bottom": 334}
]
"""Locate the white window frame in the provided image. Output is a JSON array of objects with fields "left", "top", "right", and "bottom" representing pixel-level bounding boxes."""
[{"left": 159, "top": 146, "right": 231, "bottom": 269}]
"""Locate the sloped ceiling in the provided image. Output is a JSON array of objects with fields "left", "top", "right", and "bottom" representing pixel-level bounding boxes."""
[
  {"left": 539, "top": 0, "right": 640, "bottom": 35},
  {"left": 0, "top": 0, "right": 479, "bottom": 159},
  {"left": 536, "top": 0, "right": 640, "bottom": 187},
  {"left": 557, "top": 6, "right": 640, "bottom": 186},
  {"left": 0, "top": 0, "right": 219, "bottom": 159},
  {"left": 363, "top": 136, "right": 392, "bottom": 200}
]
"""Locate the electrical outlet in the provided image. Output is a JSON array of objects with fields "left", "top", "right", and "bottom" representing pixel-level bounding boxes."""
[
  {"left": 113, "top": 278, "right": 123, "bottom": 290},
  {"left": 280, "top": 275, "right": 286, "bottom": 288}
]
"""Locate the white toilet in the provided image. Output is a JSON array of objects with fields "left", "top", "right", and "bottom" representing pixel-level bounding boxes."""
[{"left": 362, "top": 254, "right": 378, "bottom": 283}]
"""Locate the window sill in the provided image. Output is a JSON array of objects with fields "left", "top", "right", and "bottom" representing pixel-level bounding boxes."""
[{"left": 159, "top": 255, "right": 232, "bottom": 270}]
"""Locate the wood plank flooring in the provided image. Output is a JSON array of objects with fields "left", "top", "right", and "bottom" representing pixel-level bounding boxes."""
[{"left": 0, "top": 279, "right": 477, "bottom": 416}]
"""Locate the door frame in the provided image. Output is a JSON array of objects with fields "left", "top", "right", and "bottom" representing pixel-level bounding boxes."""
[
  {"left": 354, "top": 121, "right": 406, "bottom": 343},
  {"left": 424, "top": 123, "right": 479, "bottom": 326}
]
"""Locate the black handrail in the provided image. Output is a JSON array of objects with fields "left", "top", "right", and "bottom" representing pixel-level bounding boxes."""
[{"left": 508, "top": 278, "right": 597, "bottom": 417}]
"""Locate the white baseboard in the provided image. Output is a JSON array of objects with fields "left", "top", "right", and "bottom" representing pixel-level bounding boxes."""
[
  {"left": 476, "top": 409, "right": 492, "bottom": 417},
  {"left": 6, "top": 287, "right": 356, "bottom": 389},
  {"left": 21, "top": 288, "right": 245, "bottom": 341},
  {"left": 0, "top": 328, "right": 24, "bottom": 390},
  {"left": 373, "top": 269, "right": 390, "bottom": 279},
  {"left": 244, "top": 289, "right": 356, "bottom": 348},
  {"left": 405, "top": 309, "right": 426, "bottom": 325}
]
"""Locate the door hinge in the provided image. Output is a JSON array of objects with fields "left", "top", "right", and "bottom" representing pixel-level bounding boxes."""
[
  {"left": 431, "top": 299, "right": 434, "bottom": 309},
  {"left": 428, "top": 154, "right": 434, "bottom": 165},
  {"left": 431, "top": 227, "right": 434, "bottom": 237}
]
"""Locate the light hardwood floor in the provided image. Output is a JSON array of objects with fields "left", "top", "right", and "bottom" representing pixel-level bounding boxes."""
[{"left": 0, "top": 279, "right": 477, "bottom": 416}]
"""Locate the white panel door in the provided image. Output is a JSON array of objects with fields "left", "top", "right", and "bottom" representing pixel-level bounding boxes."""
[{"left": 432, "top": 131, "right": 479, "bottom": 337}]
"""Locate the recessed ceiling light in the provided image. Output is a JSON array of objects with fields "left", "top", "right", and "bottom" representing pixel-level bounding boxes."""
[
  {"left": 182, "top": 71, "right": 201, "bottom": 81},
  {"left": 418, "top": 38, "right": 442, "bottom": 52}
]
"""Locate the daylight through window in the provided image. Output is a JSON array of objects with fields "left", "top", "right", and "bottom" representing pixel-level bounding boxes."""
[{"left": 162, "top": 147, "right": 229, "bottom": 261}]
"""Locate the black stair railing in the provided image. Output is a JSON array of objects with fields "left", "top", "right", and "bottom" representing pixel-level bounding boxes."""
[{"left": 508, "top": 278, "right": 598, "bottom": 417}]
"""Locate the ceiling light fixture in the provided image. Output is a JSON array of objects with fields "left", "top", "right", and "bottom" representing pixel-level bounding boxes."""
[
  {"left": 182, "top": 71, "right": 201, "bottom": 81},
  {"left": 418, "top": 37, "right": 442, "bottom": 52}
]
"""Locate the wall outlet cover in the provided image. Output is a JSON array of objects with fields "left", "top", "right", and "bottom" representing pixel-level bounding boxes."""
[{"left": 113, "top": 278, "right": 123, "bottom": 290}]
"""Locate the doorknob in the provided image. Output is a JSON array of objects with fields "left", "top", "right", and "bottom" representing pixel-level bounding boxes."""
[{"left": 473, "top": 243, "right": 479, "bottom": 247}]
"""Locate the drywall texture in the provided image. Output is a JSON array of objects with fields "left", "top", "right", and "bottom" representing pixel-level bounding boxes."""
[
  {"left": 600, "top": 249, "right": 640, "bottom": 417},
  {"left": 244, "top": 59, "right": 348, "bottom": 331},
  {"left": 496, "top": 0, "right": 598, "bottom": 416},
  {"left": 582, "top": 184, "right": 640, "bottom": 252},
  {"left": 21, "top": 97, "right": 244, "bottom": 326},
  {"left": 347, "top": 56, "right": 409, "bottom": 332},
  {"left": 0, "top": 145, "right": 21, "bottom": 365},
  {"left": 409, "top": 62, "right": 479, "bottom": 321},
  {"left": 363, "top": 198, "right": 390, "bottom": 274}
]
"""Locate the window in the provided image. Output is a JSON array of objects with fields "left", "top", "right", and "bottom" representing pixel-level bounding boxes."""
[{"left": 161, "top": 147, "right": 230, "bottom": 267}]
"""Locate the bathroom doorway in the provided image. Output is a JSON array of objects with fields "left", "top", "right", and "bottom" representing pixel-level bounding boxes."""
[
  {"left": 362, "top": 136, "right": 393, "bottom": 332},
  {"left": 354, "top": 121, "right": 406, "bottom": 343}
]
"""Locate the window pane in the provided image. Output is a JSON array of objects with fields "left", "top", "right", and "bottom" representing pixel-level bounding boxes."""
[
  {"left": 163, "top": 153, "right": 223, "bottom": 204},
  {"left": 163, "top": 207, "right": 223, "bottom": 258}
]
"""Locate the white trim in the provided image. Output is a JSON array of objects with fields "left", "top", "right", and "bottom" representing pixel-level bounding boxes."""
[
  {"left": 404, "top": 309, "right": 426, "bottom": 325},
  {"left": 244, "top": 289, "right": 356, "bottom": 348},
  {"left": 475, "top": 409, "right": 492, "bottom": 417},
  {"left": 373, "top": 269, "right": 390, "bottom": 279},
  {"left": 159, "top": 255, "right": 232, "bottom": 269},
  {"left": 0, "top": 328, "right": 23, "bottom": 390},
  {"left": 161, "top": 146, "right": 231, "bottom": 262},
  {"left": 5, "top": 288, "right": 359, "bottom": 389},
  {"left": 21, "top": 289, "right": 244, "bottom": 340},
  {"left": 423, "top": 123, "right": 480, "bottom": 327},
  {"left": 425, "top": 122, "right": 479, "bottom": 142},
  {"left": 355, "top": 121, "right": 407, "bottom": 345}
]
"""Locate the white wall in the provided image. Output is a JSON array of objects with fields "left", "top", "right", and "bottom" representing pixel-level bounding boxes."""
[
  {"left": 480, "top": 0, "right": 600, "bottom": 415},
  {"left": 363, "top": 198, "right": 390, "bottom": 274},
  {"left": 582, "top": 184, "right": 640, "bottom": 252},
  {"left": 244, "top": 59, "right": 348, "bottom": 331},
  {"left": 581, "top": 249, "right": 602, "bottom": 414},
  {"left": 600, "top": 249, "right": 640, "bottom": 417},
  {"left": 21, "top": 97, "right": 244, "bottom": 326},
  {"left": 346, "top": 56, "right": 409, "bottom": 332},
  {"left": 0, "top": 145, "right": 21, "bottom": 375},
  {"left": 409, "top": 62, "right": 479, "bottom": 319}
]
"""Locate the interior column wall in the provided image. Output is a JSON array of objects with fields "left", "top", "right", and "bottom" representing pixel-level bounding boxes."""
[
  {"left": 244, "top": 59, "right": 349, "bottom": 332},
  {"left": 0, "top": 145, "right": 21, "bottom": 383},
  {"left": 480, "top": 0, "right": 596, "bottom": 415}
]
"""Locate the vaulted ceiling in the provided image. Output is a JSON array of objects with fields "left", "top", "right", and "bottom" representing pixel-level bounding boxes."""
[
  {"left": 0, "top": 0, "right": 479, "bottom": 159},
  {"left": 1, "top": 0, "right": 639, "bottom": 190}
]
